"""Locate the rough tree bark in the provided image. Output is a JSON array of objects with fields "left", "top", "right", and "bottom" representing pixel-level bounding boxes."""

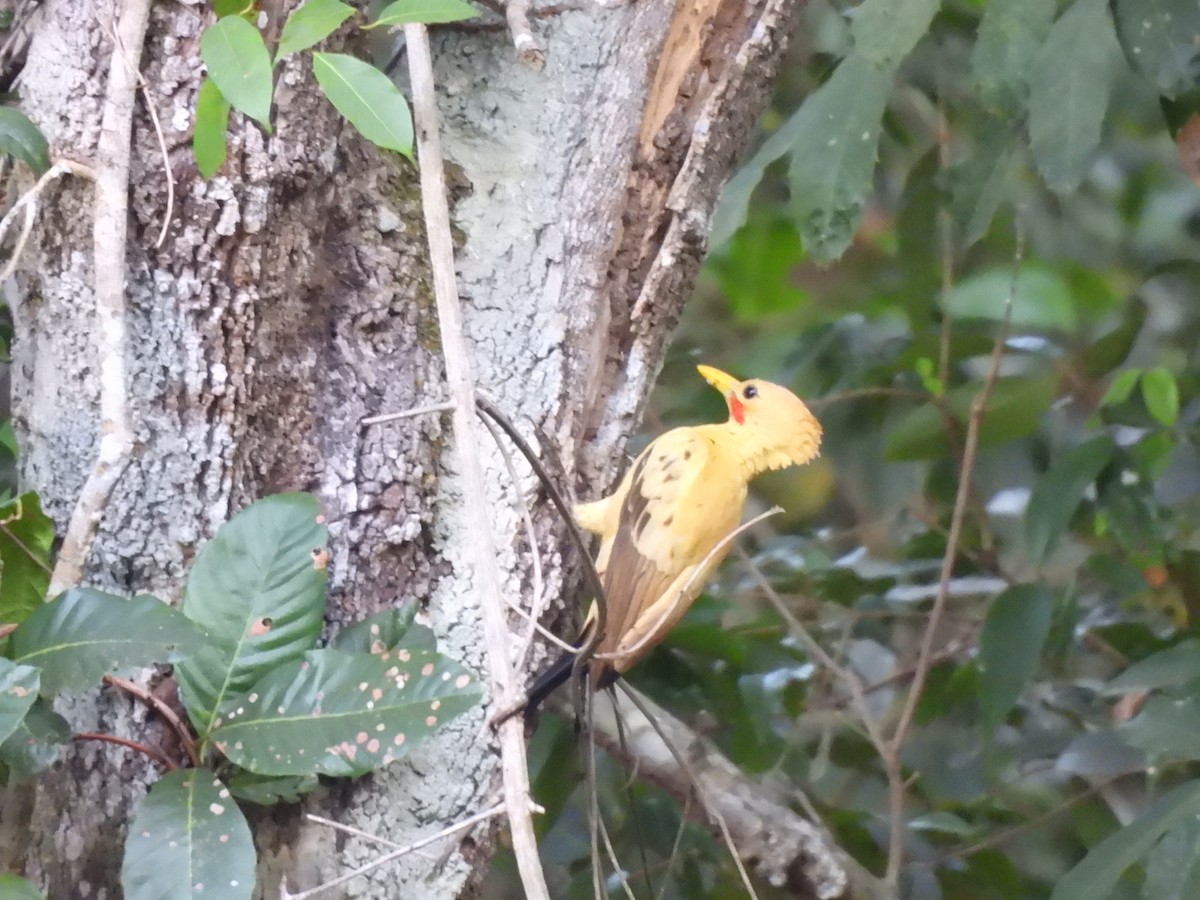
[{"left": 0, "top": 0, "right": 836, "bottom": 897}]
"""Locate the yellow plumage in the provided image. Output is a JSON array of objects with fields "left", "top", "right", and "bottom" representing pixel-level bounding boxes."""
[{"left": 525, "top": 365, "right": 822, "bottom": 709}]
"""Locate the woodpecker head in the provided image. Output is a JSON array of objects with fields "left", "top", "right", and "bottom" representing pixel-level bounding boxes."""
[{"left": 697, "top": 364, "right": 823, "bottom": 472}]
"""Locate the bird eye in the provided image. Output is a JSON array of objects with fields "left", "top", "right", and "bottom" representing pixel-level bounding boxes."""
[{"left": 742, "top": 385, "right": 758, "bottom": 400}]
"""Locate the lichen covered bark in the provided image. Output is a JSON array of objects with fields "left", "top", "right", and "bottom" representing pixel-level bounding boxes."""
[{"left": 6, "top": 0, "right": 800, "bottom": 896}]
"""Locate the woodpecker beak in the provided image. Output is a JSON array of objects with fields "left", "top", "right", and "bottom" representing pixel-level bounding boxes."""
[{"left": 697, "top": 365, "right": 740, "bottom": 398}]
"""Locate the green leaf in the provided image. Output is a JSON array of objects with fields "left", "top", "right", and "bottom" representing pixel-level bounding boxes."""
[
  {"left": 312, "top": 52, "right": 414, "bottom": 157},
  {"left": 276, "top": 0, "right": 355, "bottom": 61},
  {"left": 0, "top": 659, "right": 38, "bottom": 746},
  {"left": 884, "top": 375, "right": 1058, "bottom": 461},
  {"left": 121, "top": 770, "right": 255, "bottom": 900},
  {"left": 212, "top": 0, "right": 254, "bottom": 17},
  {"left": 373, "top": 0, "right": 480, "bottom": 27},
  {"left": 209, "top": 648, "right": 480, "bottom": 777},
  {"left": 786, "top": 53, "right": 893, "bottom": 263},
  {"left": 1141, "top": 367, "right": 1179, "bottom": 427},
  {"left": 1082, "top": 299, "right": 1147, "bottom": 378},
  {"left": 0, "top": 699, "right": 69, "bottom": 779},
  {"left": 949, "top": 117, "right": 1016, "bottom": 248},
  {"left": 176, "top": 493, "right": 328, "bottom": 736},
  {"left": 227, "top": 771, "right": 318, "bottom": 805},
  {"left": 194, "top": 78, "right": 231, "bottom": 180},
  {"left": 1111, "top": 0, "right": 1200, "bottom": 98},
  {"left": 1143, "top": 815, "right": 1200, "bottom": 900},
  {"left": 1026, "top": 435, "right": 1115, "bottom": 565},
  {"left": 0, "top": 492, "right": 55, "bottom": 626},
  {"left": 1053, "top": 782, "right": 1200, "bottom": 900},
  {"left": 10, "top": 589, "right": 208, "bottom": 697},
  {"left": 1106, "top": 641, "right": 1200, "bottom": 695},
  {"left": 944, "top": 265, "right": 1077, "bottom": 331},
  {"left": 707, "top": 218, "right": 808, "bottom": 321},
  {"left": 0, "top": 108, "right": 49, "bottom": 175},
  {"left": 331, "top": 605, "right": 419, "bottom": 655},
  {"left": 1027, "top": 0, "right": 1121, "bottom": 192},
  {"left": 1122, "top": 695, "right": 1200, "bottom": 762},
  {"left": 977, "top": 585, "right": 1054, "bottom": 734},
  {"left": 1103, "top": 368, "right": 1142, "bottom": 406},
  {"left": 200, "top": 16, "right": 274, "bottom": 129},
  {"left": 850, "top": 0, "right": 940, "bottom": 70},
  {"left": 0, "top": 875, "right": 46, "bottom": 900},
  {"left": 969, "top": 0, "right": 1055, "bottom": 113}
]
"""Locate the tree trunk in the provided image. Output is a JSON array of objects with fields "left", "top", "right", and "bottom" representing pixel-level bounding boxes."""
[{"left": 4, "top": 0, "right": 800, "bottom": 895}]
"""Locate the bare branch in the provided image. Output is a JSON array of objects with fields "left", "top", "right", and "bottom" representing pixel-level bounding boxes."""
[
  {"left": 48, "top": 0, "right": 148, "bottom": 596},
  {"left": 360, "top": 400, "right": 454, "bottom": 425},
  {"left": 575, "top": 684, "right": 877, "bottom": 899},
  {"left": 403, "top": 24, "right": 549, "bottom": 899},
  {"left": 505, "top": 0, "right": 545, "bottom": 69},
  {"left": 882, "top": 221, "right": 1024, "bottom": 887}
]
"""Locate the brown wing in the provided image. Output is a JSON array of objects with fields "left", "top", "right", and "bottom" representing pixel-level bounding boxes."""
[{"left": 594, "top": 428, "right": 739, "bottom": 674}]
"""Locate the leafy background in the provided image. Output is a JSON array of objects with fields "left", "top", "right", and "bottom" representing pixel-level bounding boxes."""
[{"left": 492, "top": 0, "right": 1200, "bottom": 897}]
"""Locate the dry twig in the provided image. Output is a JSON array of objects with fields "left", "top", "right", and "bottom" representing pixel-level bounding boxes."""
[
  {"left": 283, "top": 804, "right": 507, "bottom": 900},
  {"left": 881, "top": 223, "right": 1024, "bottom": 887},
  {"left": 403, "top": 23, "right": 549, "bottom": 899},
  {"left": 48, "top": 0, "right": 148, "bottom": 596}
]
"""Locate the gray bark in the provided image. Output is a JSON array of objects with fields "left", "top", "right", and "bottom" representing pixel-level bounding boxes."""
[{"left": 4, "top": 0, "right": 803, "bottom": 896}]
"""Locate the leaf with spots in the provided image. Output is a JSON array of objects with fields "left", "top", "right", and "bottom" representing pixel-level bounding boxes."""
[
  {"left": 0, "top": 699, "right": 69, "bottom": 780},
  {"left": 10, "top": 589, "right": 207, "bottom": 697},
  {"left": 208, "top": 648, "right": 481, "bottom": 777},
  {"left": 332, "top": 605, "right": 436, "bottom": 656},
  {"left": 785, "top": 53, "right": 893, "bottom": 263},
  {"left": 176, "top": 493, "right": 328, "bottom": 737},
  {"left": 0, "top": 659, "right": 38, "bottom": 745},
  {"left": 121, "top": 770, "right": 255, "bottom": 900}
]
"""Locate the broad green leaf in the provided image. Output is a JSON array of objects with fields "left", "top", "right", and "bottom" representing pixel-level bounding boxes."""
[
  {"left": 1103, "top": 368, "right": 1142, "bottom": 406},
  {"left": 1111, "top": 0, "right": 1200, "bottom": 98},
  {"left": 944, "top": 265, "right": 1076, "bottom": 331},
  {"left": 850, "top": 0, "right": 940, "bottom": 70},
  {"left": 0, "top": 492, "right": 54, "bottom": 626},
  {"left": 949, "top": 118, "right": 1016, "bottom": 248},
  {"left": 200, "top": 16, "right": 274, "bottom": 129},
  {"left": 194, "top": 78, "right": 230, "bottom": 180},
  {"left": 786, "top": 53, "right": 892, "bottom": 263},
  {"left": 121, "top": 770, "right": 255, "bottom": 900},
  {"left": 209, "top": 648, "right": 480, "bottom": 777},
  {"left": 1143, "top": 816, "right": 1200, "bottom": 900},
  {"left": 276, "top": 0, "right": 355, "bottom": 61},
  {"left": 331, "top": 605, "right": 419, "bottom": 655},
  {"left": 10, "top": 589, "right": 207, "bottom": 697},
  {"left": 373, "top": 0, "right": 479, "bottom": 27},
  {"left": 0, "top": 700, "right": 68, "bottom": 779},
  {"left": 0, "top": 659, "right": 38, "bottom": 746},
  {"left": 1028, "top": 0, "right": 1121, "bottom": 192},
  {"left": 176, "top": 493, "right": 328, "bottom": 736},
  {"left": 1106, "top": 641, "right": 1200, "bottom": 695},
  {"left": 708, "top": 218, "right": 808, "bottom": 321},
  {"left": 884, "top": 375, "right": 1058, "bottom": 461},
  {"left": 1052, "top": 782, "right": 1200, "bottom": 900},
  {"left": 1026, "top": 435, "right": 1115, "bottom": 565},
  {"left": 0, "top": 875, "right": 46, "bottom": 900},
  {"left": 1082, "top": 299, "right": 1147, "bottom": 378},
  {"left": 1141, "top": 367, "right": 1179, "bottom": 427},
  {"left": 970, "top": 0, "right": 1055, "bottom": 113},
  {"left": 977, "top": 585, "right": 1053, "bottom": 734},
  {"left": 227, "top": 771, "right": 318, "bottom": 805},
  {"left": 312, "top": 52, "right": 414, "bottom": 157},
  {"left": 1122, "top": 695, "right": 1200, "bottom": 761},
  {"left": 0, "top": 108, "right": 49, "bottom": 175}
]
